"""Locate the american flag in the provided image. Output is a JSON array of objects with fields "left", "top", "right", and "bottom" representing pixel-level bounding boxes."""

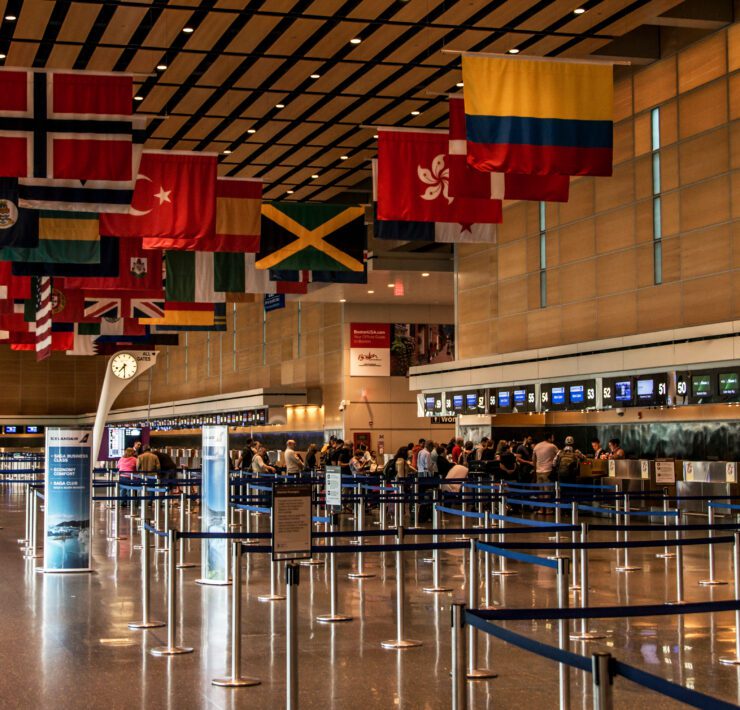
[{"left": 34, "top": 276, "right": 52, "bottom": 361}]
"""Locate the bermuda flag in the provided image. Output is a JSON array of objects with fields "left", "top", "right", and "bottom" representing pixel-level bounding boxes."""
[
  {"left": 100, "top": 151, "right": 217, "bottom": 246},
  {"left": 376, "top": 128, "right": 502, "bottom": 223},
  {"left": 447, "top": 97, "right": 569, "bottom": 202}
]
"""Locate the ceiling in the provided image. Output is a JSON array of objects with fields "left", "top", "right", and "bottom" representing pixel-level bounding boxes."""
[{"left": 0, "top": 0, "right": 733, "bottom": 208}]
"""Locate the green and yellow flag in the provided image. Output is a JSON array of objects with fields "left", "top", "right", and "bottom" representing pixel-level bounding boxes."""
[{"left": 255, "top": 203, "right": 365, "bottom": 272}]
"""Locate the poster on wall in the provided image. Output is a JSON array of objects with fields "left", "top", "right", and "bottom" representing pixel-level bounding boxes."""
[
  {"left": 350, "top": 323, "right": 391, "bottom": 376},
  {"left": 199, "top": 425, "right": 230, "bottom": 585},
  {"left": 43, "top": 428, "right": 92, "bottom": 573},
  {"left": 390, "top": 323, "right": 455, "bottom": 376}
]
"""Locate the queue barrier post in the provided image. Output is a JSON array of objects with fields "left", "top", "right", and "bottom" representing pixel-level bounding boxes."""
[
  {"left": 615, "top": 494, "right": 640, "bottom": 573},
  {"left": 655, "top": 490, "right": 675, "bottom": 559},
  {"left": 107, "top": 482, "right": 126, "bottom": 541},
  {"left": 379, "top": 486, "right": 387, "bottom": 530},
  {"left": 569, "top": 501, "right": 580, "bottom": 592},
  {"left": 466, "top": 539, "right": 496, "bottom": 679},
  {"left": 151, "top": 529, "right": 193, "bottom": 656},
  {"left": 348, "top": 500, "right": 375, "bottom": 579},
  {"left": 492, "top": 493, "right": 517, "bottom": 577},
  {"left": 162, "top": 492, "right": 171, "bottom": 552},
  {"left": 667, "top": 513, "right": 685, "bottom": 605},
  {"left": 481, "top": 511, "right": 495, "bottom": 609},
  {"left": 570, "top": 523, "right": 604, "bottom": 641},
  {"left": 177, "top": 492, "right": 196, "bottom": 569},
  {"left": 381, "top": 525, "right": 421, "bottom": 649},
  {"left": 154, "top": 490, "right": 162, "bottom": 553},
  {"left": 317, "top": 516, "right": 352, "bottom": 623},
  {"left": 424, "top": 493, "right": 452, "bottom": 593},
  {"left": 549, "top": 482, "right": 563, "bottom": 541},
  {"left": 259, "top": 509, "right": 286, "bottom": 602},
  {"left": 699, "top": 503, "right": 727, "bottom": 586},
  {"left": 18, "top": 482, "right": 30, "bottom": 545},
  {"left": 557, "top": 557, "right": 571, "bottom": 710},
  {"left": 128, "top": 523, "right": 165, "bottom": 630},
  {"left": 591, "top": 652, "right": 614, "bottom": 710},
  {"left": 719, "top": 531, "right": 740, "bottom": 666},
  {"left": 451, "top": 603, "right": 467, "bottom": 710},
  {"left": 457, "top": 495, "right": 469, "bottom": 540},
  {"left": 213, "top": 541, "right": 261, "bottom": 687},
  {"left": 286, "top": 563, "right": 299, "bottom": 710}
]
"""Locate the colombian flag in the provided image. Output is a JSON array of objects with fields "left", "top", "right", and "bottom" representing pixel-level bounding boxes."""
[{"left": 462, "top": 55, "right": 613, "bottom": 177}]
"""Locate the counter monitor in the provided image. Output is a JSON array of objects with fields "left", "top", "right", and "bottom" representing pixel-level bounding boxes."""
[
  {"left": 513, "top": 389, "right": 527, "bottom": 406},
  {"left": 720, "top": 372, "right": 739, "bottom": 398},
  {"left": 3, "top": 426, "right": 17, "bottom": 434},
  {"left": 636, "top": 378, "right": 654, "bottom": 402},
  {"left": 25, "top": 426, "right": 39, "bottom": 434},
  {"left": 569, "top": 384, "right": 584, "bottom": 404},
  {"left": 497, "top": 391, "right": 511, "bottom": 408},
  {"left": 551, "top": 386, "right": 565, "bottom": 405},
  {"left": 452, "top": 394, "right": 464, "bottom": 411},
  {"left": 465, "top": 393, "right": 478, "bottom": 411},
  {"left": 692, "top": 374, "right": 712, "bottom": 399},
  {"left": 424, "top": 395, "right": 435, "bottom": 412},
  {"left": 614, "top": 380, "right": 632, "bottom": 402}
]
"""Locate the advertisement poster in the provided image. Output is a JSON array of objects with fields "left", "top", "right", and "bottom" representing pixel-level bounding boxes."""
[
  {"left": 44, "top": 428, "right": 92, "bottom": 572},
  {"left": 200, "top": 425, "right": 230, "bottom": 584},
  {"left": 350, "top": 323, "right": 391, "bottom": 377},
  {"left": 391, "top": 323, "right": 455, "bottom": 376}
]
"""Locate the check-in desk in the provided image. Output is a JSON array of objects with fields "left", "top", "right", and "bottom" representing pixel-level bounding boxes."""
[{"left": 676, "top": 461, "right": 738, "bottom": 516}]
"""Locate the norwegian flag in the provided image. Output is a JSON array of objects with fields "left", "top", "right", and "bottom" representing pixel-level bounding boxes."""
[
  {"left": 33, "top": 276, "right": 52, "bottom": 361},
  {"left": 83, "top": 292, "right": 164, "bottom": 320}
]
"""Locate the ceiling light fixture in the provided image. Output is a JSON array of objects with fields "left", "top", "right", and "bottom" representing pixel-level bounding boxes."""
[
  {"left": 311, "top": 174, "right": 319, "bottom": 179},
  {"left": 287, "top": 190, "right": 294, "bottom": 194},
  {"left": 350, "top": 38, "right": 362, "bottom": 44},
  {"left": 248, "top": 128, "right": 256, "bottom": 134},
  {"left": 156, "top": 64, "right": 168, "bottom": 70},
  {"left": 5, "top": 15, "right": 17, "bottom": 21},
  {"left": 340, "top": 155, "right": 349, "bottom": 160},
  {"left": 387, "top": 283, "right": 394, "bottom": 288},
  {"left": 134, "top": 95, "right": 144, "bottom": 101},
  {"left": 373, "top": 134, "right": 378, "bottom": 139},
  {"left": 367, "top": 290, "right": 374, "bottom": 294},
  {"left": 339, "top": 298, "right": 347, "bottom": 303},
  {"left": 456, "top": 82, "right": 464, "bottom": 87},
  {"left": 411, "top": 110, "right": 420, "bottom": 116},
  {"left": 421, "top": 272, "right": 430, "bottom": 277},
  {"left": 508, "top": 48, "right": 520, "bottom": 54},
  {"left": 310, "top": 74, "right": 320, "bottom": 79},
  {"left": 223, "top": 149, "right": 232, "bottom": 154},
  {"left": 182, "top": 26, "right": 194, "bottom": 33},
  {"left": 574, "top": 7, "right": 586, "bottom": 14},
  {"left": 275, "top": 103, "right": 285, "bottom": 108},
  {"left": 0, "top": 54, "right": 5, "bottom": 60}
]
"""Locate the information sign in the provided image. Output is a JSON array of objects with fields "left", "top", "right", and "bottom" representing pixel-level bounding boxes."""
[
  {"left": 272, "top": 485, "right": 312, "bottom": 561},
  {"left": 655, "top": 460, "right": 676, "bottom": 484},
  {"left": 325, "top": 465, "right": 342, "bottom": 507}
]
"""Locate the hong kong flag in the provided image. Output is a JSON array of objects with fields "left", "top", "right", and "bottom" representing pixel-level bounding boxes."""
[
  {"left": 376, "top": 128, "right": 501, "bottom": 223},
  {"left": 100, "top": 151, "right": 217, "bottom": 247}
]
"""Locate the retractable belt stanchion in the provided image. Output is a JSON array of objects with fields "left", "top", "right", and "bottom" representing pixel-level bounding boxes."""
[
  {"left": 549, "top": 482, "right": 561, "bottom": 541},
  {"left": 700, "top": 502, "right": 727, "bottom": 586},
  {"left": 213, "top": 541, "right": 260, "bottom": 687},
  {"left": 161, "top": 492, "right": 171, "bottom": 552},
  {"left": 457, "top": 493, "right": 469, "bottom": 540},
  {"left": 492, "top": 493, "right": 516, "bottom": 577},
  {"left": 286, "top": 563, "right": 299, "bottom": 710},
  {"left": 424, "top": 491, "right": 452, "bottom": 593},
  {"left": 615, "top": 493, "right": 640, "bottom": 572},
  {"left": 667, "top": 512, "right": 685, "bottom": 605},
  {"left": 152, "top": 529, "right": 193, "bottom": 656},
  {"left": 128, "top": 523, "right": 165, "bottom": 630},
  {"left": 466, "top": 539, "right": 496, "bottom": 679},
  {"left": 591, "top": 652, "right": 614, "bottom": 710},
  {"left": 154, "top": 489, "right": 162, "bottom": 553},
  {"left": 348, "top": 498, "right": 374, "bottom": 579},
  {"left": 557, "top": 558, "right": 571, "bottom": 710},
  {"left": 481, "top": 511, "right": 495, "bottom": 609},
  {"left": 177, "top": 492, "right": 196, "bottom": 569},
  {"left": 18, "top": 483, "right": 30, "bottom": 546},
  {"left": 451, "top": 603, "right": 467, "bottom": 710},
  {"left": 570, "top": 523, "right": 604, "bottom": 641},
  {"left": 655, "top": 488, "right": 675, "bottom": 559},
  {"left": 107, "top": 482, "right": 126, "bottom": 542},
  {"left": 317, "top": 515, "right": 352, "bottom": 623},
  {"left": 569, "top": 501, "right": 580, "bottom": 592},
  {"left": 719, "top": 531, "right": 740, "bottom": 666},
  {"left": 381, "top": 525, "right": 421, "bottom": 649},
  {"left": 259, "top": 508, "right": 286, "bottom": 602}
]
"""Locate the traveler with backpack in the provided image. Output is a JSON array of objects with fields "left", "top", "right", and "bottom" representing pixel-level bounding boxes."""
[{"left": 551, "top": 436, "right": 585, "bottom": 483}]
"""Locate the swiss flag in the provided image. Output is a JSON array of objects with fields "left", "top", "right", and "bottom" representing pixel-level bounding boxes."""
[
  {"left": 447, "top": 97, "right": 570, "bottom": 202},
  {"left": 100, "top": 151, "right": 217, "bottom": 246},
  {"left": 376, "top": 128, "right": 501, "bottom": 223}
]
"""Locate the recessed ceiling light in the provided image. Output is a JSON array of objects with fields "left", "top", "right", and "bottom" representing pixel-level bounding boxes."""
[
  {"left": 5, "top": 15, "right": 17, "bottom": 21},
  {"left": 311, "top": 174, "right": 319, "bottom": 179},
  {"left": 182, "top": 26, "right": 194, "bottom": 33},
  {"left": 456, "top": 82, "right": 464, "bottom": 87},
  {"left": 340, "top": 155, "right": 349, "bottom": 160},
  {"left": 373, "top": 134, "right": 378, "bottom": 139},
  {"left": 275, "top": 103, "right": 285, "bottom": 108},
  {"left": 508, "top": 48, "right": 520, "bottom": 54},
  {"left": 574, "top": 7, "right": 586, "bottom": 14},
  {"left": 387, "top": 283, "right": 394, "bottom": 288},
  {"left": 134, "top": 95, "right": 143, "bottom": 101},
  {"left": 350, "top": 38, "right": 361, "bottom": 44},
  {"left": 339, "top": 298, "right": 346, "bottom": 303},
  {"left": 287, "top": 190, "right": 294, "bottom": 194},
  {"left": 223, "top": 149, "right": 232, "bottom": 154},
  {"left": 248, "top": 129, "right": 256, "bottom": 134},
  {"left": 411, "top": 110, "right": 420, "bottom": 116},
  {"left": 367, "top": 290, "right": 374, "bottom": 294},
  {"left": 310, "top": 74, "right": 320, "bottom": 79},
  {"left": 156, "top": 64, "right": 168, "bottom": 71},
  {"left": 421, "top": 272, "right": 430, "bottom": 277},
  {"left": 0, "top": 54, "right": 5, "bottom": 60}
]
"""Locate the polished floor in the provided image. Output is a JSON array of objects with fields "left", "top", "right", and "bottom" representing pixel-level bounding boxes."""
[{"left": 1, "top": 487, "right": 740, "bottom": 709}]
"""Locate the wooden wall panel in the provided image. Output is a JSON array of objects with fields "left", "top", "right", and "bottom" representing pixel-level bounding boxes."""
[
  {"left": 634, "top": 56, "right": 677, "bottom": 113},
  {"left": 679, "top": 127, "right": 730, "bottom": 185},
  {"left": 680, "top": 176, "right": 730, "bottom": 232},
  {"left": 679, "top": 79, "right": 728, "bottom": 139},
  {"left": 595, "top": 206, "right": 635, "bottom": 254},
  {"left": 678, "top": 32, "right": 727, "bottom": 93},
  {"left": 681, "top": 223, "right": 732, "bottom": 279}
]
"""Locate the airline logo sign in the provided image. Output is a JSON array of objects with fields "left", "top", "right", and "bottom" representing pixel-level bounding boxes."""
[{"left": 350, "top": 323, "right": 390, "bottom": 377}]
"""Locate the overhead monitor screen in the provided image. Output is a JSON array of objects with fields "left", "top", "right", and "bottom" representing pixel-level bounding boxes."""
[
  {"left": 692, "top": 375, "right": 711, "bottom": 399},
  {"left": 551, "top": 387, "right": 565, "bottom": 405},
  {"left": 513, "top": 389, "right": 527, "bottom": 406},
  {"left": 25, "top": 426, "right": 39, "bottom": 434},
  {"left": 614, "top": 381, "right": 632, "bottom": 402},
  {"left": 466, "top": 393, "right": 478, "bottom": 410},
  {"left": 497, "top": 391, "right": 511, "bottom": 408},
  {"left": 452, "top": 394, "right": 464, "bottom": 410},
  {"left": 424, "top": 396, "right": 435, "bottom": 411},
  {"left": 720, "top": 372, "right": 739, "bottom": 397},
  {"left": 636, "top": 378, "right": 654, "bottom": 401},
  {"left": 3, "top": 426, "right": 17, "bottom": 434},
  {"left": 569, "top": 385, "right": 584, "bottom": 404}
]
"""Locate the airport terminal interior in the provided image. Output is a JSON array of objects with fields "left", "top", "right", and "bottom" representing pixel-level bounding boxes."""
[{"left": 1, "top": 0, "right": 740, "bottom": 708}]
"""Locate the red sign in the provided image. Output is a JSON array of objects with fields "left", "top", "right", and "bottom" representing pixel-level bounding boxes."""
[{"left": 350, "top": 323, "right": 390, "bottom": 348}]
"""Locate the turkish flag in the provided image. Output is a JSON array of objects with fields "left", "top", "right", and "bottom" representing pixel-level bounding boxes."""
[
  {"left": 100, "top": 151, "right": 217, "bottom": 246},
  {"left": 447, "top": 97, "right": 570, "bottom": 202},
  {"left": 376, "top": 128, "right": 501, "bottom": 223}
]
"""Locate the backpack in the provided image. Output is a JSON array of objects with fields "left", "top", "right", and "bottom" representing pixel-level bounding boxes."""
[
  {"left": 382, "top": 459, "right": 396, "bottom": 482},
  {"left": 555, "top": 450, "right": 580, "bottom": 482}
]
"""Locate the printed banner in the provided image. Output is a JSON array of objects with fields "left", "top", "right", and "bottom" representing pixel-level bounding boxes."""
[
  {"left": 349, "top": 323, "right": 391, "bottom": 377},
  {"left": 43, "top": 428, "right": 92, "bottom": 572},
  {"left": 390, "top": 323, "right": 455, "bottom": 376},
  {"left": 200, "top": 425, "right": 230, "bottom": 584}
]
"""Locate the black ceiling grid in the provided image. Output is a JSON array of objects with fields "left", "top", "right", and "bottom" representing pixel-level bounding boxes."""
[
  {"left": 112, "top": 0, "right": 170, "bottom": 73},
  {"left": 0, "top": 0, "right": 22, "bottom": 60},
  {"left": 158, "top": 0, "right": 313, "bottom": 149},
  {"left": 33, "top": 0, "right": 72, "bottom": 67},
  {"left": 72, "top": 2, "right": 117, "bottom": 70}
]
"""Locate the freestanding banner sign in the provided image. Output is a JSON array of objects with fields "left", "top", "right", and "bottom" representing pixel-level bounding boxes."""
[
  {"left": 43, "top": 428, "right": 93, "bottom": 573},
  {"left": 199, "top": 425, "right": 230, "bottom": 585}
]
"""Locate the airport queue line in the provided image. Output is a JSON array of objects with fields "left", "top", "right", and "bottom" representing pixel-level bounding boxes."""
[{"left": 3, "top": 469, "right": 740, "bottom": 708}]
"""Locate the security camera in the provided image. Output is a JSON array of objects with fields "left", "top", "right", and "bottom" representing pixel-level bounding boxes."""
[
  {"left": 338, "top": 403, "right": 345, "bottom": 412},
  {"left": 616, "top": 408, "right": 625, "bottom": 417}
]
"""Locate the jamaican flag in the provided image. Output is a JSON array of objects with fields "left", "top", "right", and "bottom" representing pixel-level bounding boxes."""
[{"left": 255, "top": 202, "right": 365, "bottom": 272}]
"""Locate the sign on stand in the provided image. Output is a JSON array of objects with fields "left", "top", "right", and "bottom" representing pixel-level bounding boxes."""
[
  {"left": 325, "top": 465, "right": 342, "bottom": 508},
  {"left": 43, "top": 428, "right": 93, "bottom": 573},
  {"left": 199, "top": 425, "right": 230, "bottom": 585},
  {"left": 655, "top": 460, "right": 676, "bottom": 485},
  {"left": 272, "top": 485, "right": 312, "bottom": 561}
]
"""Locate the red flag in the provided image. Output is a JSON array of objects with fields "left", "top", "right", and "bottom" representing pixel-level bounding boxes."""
[
  {"left": 447, "top": 97, "right": 569, "bottom": 202},
  {"left": 376, "top": 128, "right": 501, "bottom": 224},
  {"left": 195, "top": 178, "right": 261, "bottom": 252},
  {"left": 0, "top": 261, "right": 31, "bottom": 302},
  {"left": 100, "top": 151, "right": 217, "bottom": 246}
]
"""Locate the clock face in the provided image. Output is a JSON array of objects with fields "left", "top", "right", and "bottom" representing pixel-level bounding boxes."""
[{"left": 111, "top": 353, "right": 138, "bottom": 380}]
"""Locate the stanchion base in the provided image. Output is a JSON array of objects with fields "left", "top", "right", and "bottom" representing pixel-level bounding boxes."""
[
  {"left": 699, "top": 579, "right": 728, "bottom": 586},
  {"left": 569, "top": 584, "right": 581, "bottom": 592},
  {"left": 176, "top": 562, "right": 197, "bottom": 569},
  {"left": 719, "top": 658, "right": 740, "bottom": 666},
  {"left": 466, "top": 668, "right": 497, "bottom": 679},
  {"left": 299, "top": 559, "right": 323, "bottom": 567},
  {"left": 381, "top": 639, "right": 422, "bottom": 649},
  {"left": 423, "top": 586, "right": 453, "bottom": 593},
  {"left": 196, "top": 578, "right": 231, "bottom": 586},
  {"left": 491, "top": 571, "right": 518, "bottom": 577},
  {"left": 569, "top": 631, "right": 605, "bottom": 641},
  {"left": 151, "top": 645, "right": 194, "bottom": 656},
  {"left": 212, "top": 676, "right": 261, "bottom": 687},
  {"left": 655, "top": 552, "right": 676, "bottom": 559},
  {"left": 16, "top": 538, "right": 28, "bottom": 545},
  {"left": 128, "top": 620, "right": 165, "bottom": 629},
  {"left": 348, "top": 571, "right": 375, "bottom": 579},
  {"left": 349, "top": 540, "right": 361, "bottom": 546},
  {"left": 317, "top": 614, "right": 353, "bottom": 623},
  {"left": 258, "top": 593, "right": 286, "bottom": 602},
  {"left": 615, "top": 566, "right": 641, "bottom": 572},
  {"left": 24, "top": 552, "right": 43, "bottom": 559}
]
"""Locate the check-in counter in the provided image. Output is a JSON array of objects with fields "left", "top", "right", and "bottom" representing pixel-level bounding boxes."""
[
  {"left": 676, "top": 461, "right": 738, "bottom": 515},
  {"left": 601, "top": 459, "right": 681, "bottom": 508}
]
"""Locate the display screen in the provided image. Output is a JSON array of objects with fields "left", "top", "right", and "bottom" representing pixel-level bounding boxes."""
[
  {"left": 3, "top": 426, "right": 17, "bottom": 434},
  {"left": 25, "top": 426, "right": 39, "bottom": 434},
  {"left": 452, "top": 394, "right": 463, "bottom": 410},
  {"left": 425, "top": 396, "right": 435, "bottom": 411},
  {"left": 497, "top": 391, "right": 511, "bottom": 408},
  {"left": 615, "top": 381, "right": 632, "bottom": 402},
  {"left": 720, "top": 372, "right": 739, "bottom": 397},
  {"left": 636, "top": 378, "right": 654, "bottom": 401},
  {"left": 466, "top": 393, "right": 478, "bottom": 410},
  {"left": 550, "top": 386, "right": 565, "bottom": 405},
  {"left": 692, "top": 375, "right": 711, "bottom": 398},
  {"left": 569, "top": 385, "right": 584, "bottom": 404},
  {"left": 514, "top": 389, "right": 527, "bottom": 405}
]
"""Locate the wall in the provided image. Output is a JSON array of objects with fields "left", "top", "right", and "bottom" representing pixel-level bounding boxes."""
[{"left": 456, "top": 26, "right": 740, "bottom": 360}]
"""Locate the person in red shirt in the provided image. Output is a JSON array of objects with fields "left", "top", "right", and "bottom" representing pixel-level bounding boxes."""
[
  {"left": 410, "top": 438, "right": 425, "bottom": 469},
  {"left": 451, "top": 437, "right": 464, "bottom": 464}
]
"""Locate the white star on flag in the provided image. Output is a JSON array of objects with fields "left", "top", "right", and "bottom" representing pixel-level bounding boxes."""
[{"left": 154, "top": 187, "right": 172, "bottom": 205}]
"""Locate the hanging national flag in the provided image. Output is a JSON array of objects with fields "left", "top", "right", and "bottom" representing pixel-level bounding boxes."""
[
  {"left": 0, "top": 261, "right": 31, "bottom": 302},
  {"left": 148, "top": 303, "right": 227, "bottom": 331},
  {"left": 376, "top": 128, "right": 502, "bottom": 223},
  {"left": 0, "top": 211, "right": 99, "bottom": 265},
  {"left": 100, "top": 151, "right": 217, "bottom": 246},
  {"left": 256, "top": 203, "right": 365, "bottom": 272},
  {"left": 462, "top": 55, "right": 613, "bottom": 177},
  {"left": 375, "top": 219, "right": 497, "bottom": 244},
  {"left": 92, "top": 333, "right": 179, "bottom": 355},
  {"left": 447, "top": 97, "right": 569, "bottom": 202},
  {"left": 0, "top": 179, "right": 39, "bottom": 249},
  {"left": 62, "top": 237, "right": 163, "bottom": 292},
  {"left": 11, "top": 326, "right": 74, "bottom": 353},
  {"left": 10, "top": 235, "right": 119, "bottom": 277},
  {"left": 82, "top": 291, "right": 164, "bottom": 320},
  {"left": 66, "top": 322, "right": 97, "bottom": 356},
  {"left": 269, "top": 268, "right": 363, "bottom": 287},
  {"left": 33, "top": 276, "right": 53, "bottom": 360},
  {"left": 194, "top": 178, "right": 261, "bottom": 252},
  {"left": 140, "top": 302, "right": 221, "bottom": 327}
]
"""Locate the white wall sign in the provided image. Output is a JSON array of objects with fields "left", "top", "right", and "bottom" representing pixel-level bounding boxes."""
[
  {"left": 349, "top": 323, "right": 390, "bottom": 377},
  {"left": 683, "top": 461, "right": 695, "bottom": 482},
  {"left": 639, "top": 460, "right": 650, "bottom": 480},
  {"left": 655, "top": 460, "right": 676, "bottom": 484}
]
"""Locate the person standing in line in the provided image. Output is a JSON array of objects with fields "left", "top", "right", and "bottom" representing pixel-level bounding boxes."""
[
  {"left": 451, "top": 437, "right": 463, "bottom": 463},
  {"left": 137, "top": 445, "right": 161, "bottom": 476},
  {"left": 304, "top": 444, "right": 319, "bottom": 471},
  {"left": 435, "top": 445, "right": 452, "bottom": 477},
  {"left": 336, "top": 440, "right": 352, "bottom": 472},
  {"left": 515, "top": 435, "right": 535, "bottom": 482},
  {"left": 284, "top": 439, "right": 304, "bottom": 475},
  {"left": 479, "top": 439, "right": 496, "bottom": 461},
  {"left": 532, "top": 432, "right": 559, "bottom": 513},
  {"left": 252, "top": 445, "right": 276, "bottom": 474},
  {"left": 416, "top": 441, "right": 432, "bottom": 477},
  {"left": 475, "top": 436, "right": 490, "bottom": 460},
  {"left": 411, "top": 438, "right": 425, "bottom": 469},
  {"left": 394, "top": 445, "right": 410, "bottom": 479},
  {"left": 117, "top": 447, "right": 138, "bottom": 481},
  {"left": 237, "top": 439, "right": 255, "bottom": 471}
]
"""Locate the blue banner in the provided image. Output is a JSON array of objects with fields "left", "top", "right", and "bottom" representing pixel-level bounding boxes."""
[
  {"left": 44, "top": 429, "right": 92, "bottom": 572},
  {"left": 200, "top": 425, "right": 229, "bottom": 584},
  {"left": 264, "top": 293, "right": 285, "bottom": 312}
]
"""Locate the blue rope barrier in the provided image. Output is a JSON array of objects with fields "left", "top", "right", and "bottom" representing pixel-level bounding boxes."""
[
  {"left": 488, "top": 511, "right": 573, "bottom": 528},
  {"left": 435, "top": 504, "right": 485, "bottom": 519},
  {"left": 577, "top": 503, "right": 679, "bottom": 518},
  {"left": 708, "top": 502, "right": 740, "bottom": 511},
  {"left": 143, "top": 523, "right": 167, "bottom": 538},
  {"left": 507, "top": 497, "right": 570, "bottom": 510},
  {"left": 235, "top": 504, "right": 271, "bottom": 514},
  {"left": 180, "top": 531, "right": 272, "bottom": 540},
  {"left": 477, "top": 541, "right": 559, "bottom": 569},
  {"left": 312, "top": 516, "right": 331, "bottom": 523}
]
